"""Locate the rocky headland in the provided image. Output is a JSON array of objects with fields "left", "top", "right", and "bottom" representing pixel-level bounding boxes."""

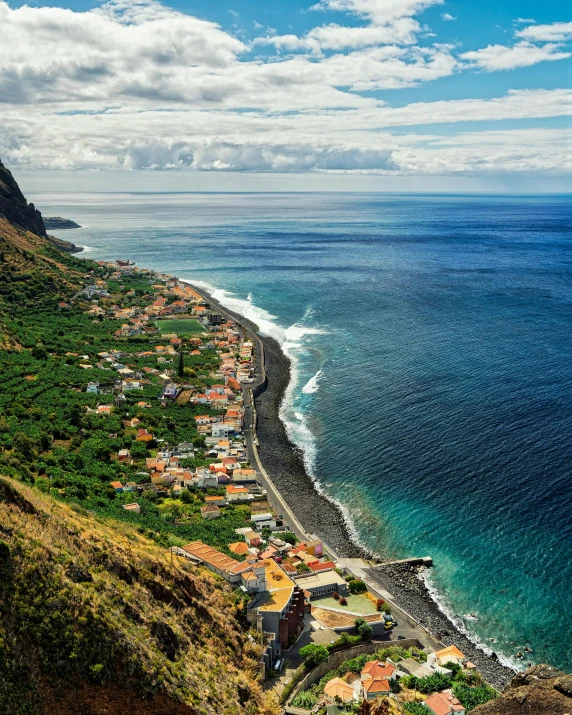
[{"left": 43, "top": 216, "right": 82, "bottom": 230}]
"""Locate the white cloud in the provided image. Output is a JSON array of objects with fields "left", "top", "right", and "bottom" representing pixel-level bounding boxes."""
[
  {"left": 516, "top": 21, "right": 572, "bottom": 42},
  {"left": 460, "top": 41, "right": 570, "bottom": 71},
  {"left": 310, "top": 0, "right": 442, "bottom": 24},
  {"left": 0, "top": 0, "right": 570, "bottom": 178},
  {"left": 441, "top": 13, "right": 456, "bottom": 21}
]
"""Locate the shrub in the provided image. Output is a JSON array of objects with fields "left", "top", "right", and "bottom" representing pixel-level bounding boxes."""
[
  {"left": 348, "top": 579, "right": 367, "bottom": 594},
  {"left": 403, "top": 703, "right": 430, "bottom": 714},
  {"left": 332, "top": 591, "right": 340, "bottom": 600},
  {"left": 339, "top": 597, "right": 347, "bottom": 605}
]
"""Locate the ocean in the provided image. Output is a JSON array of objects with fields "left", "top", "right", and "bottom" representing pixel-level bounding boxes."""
[{"left": 38, "top": 191, "right": 572, "bottom": 672}]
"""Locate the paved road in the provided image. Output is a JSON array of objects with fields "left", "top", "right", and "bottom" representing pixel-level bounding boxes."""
[{"left": 190, "top": 284, "right": 310, "bottom": 543}]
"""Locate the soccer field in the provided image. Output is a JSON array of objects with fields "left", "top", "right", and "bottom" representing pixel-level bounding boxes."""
[{"left": 156, "top": 319, "right": 205, "bottom": 334}]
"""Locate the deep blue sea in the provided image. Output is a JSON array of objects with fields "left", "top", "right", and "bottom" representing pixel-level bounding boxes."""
[{"left": 38, "top": 191, "right": 572, "bottom": 672}]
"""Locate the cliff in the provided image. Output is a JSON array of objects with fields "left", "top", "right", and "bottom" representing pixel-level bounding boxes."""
[
  {"left": 43, "top": 216, "right": 82, "bottom": 230},
  {"left": 472, "top": 664, "right": 572, "bottom": 715},
  {"left": 0, "top": 477, "right": 277, "bottom": 715},
  {"left": 0, "top": 159, "right": 46, "bottom": 237}
]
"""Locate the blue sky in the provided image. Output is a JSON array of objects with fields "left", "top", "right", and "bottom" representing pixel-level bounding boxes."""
[{"left": 1, "top": 0, "right": 571, "bottom": 190}]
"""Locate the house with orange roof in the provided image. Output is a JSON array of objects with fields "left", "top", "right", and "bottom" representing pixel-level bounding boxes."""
[
  {"left": 435, "top": 645, "right": 467, "bottom": 667},
  {"left": 225, "top": 484, "right": 249, "bottom": 502},
  {"left": 109, "top": 481, "right": 124, "bottom": 492},
  {"left": 424, "top": 691, "right": 466, "bottom": 715},
  {"left": 323, "top": 678, "right": 356, "bottom": 705}
]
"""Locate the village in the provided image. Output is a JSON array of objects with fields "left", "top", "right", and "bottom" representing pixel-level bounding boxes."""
[{"left": 64, "top": 259, "right": 496, "bottom": 715}]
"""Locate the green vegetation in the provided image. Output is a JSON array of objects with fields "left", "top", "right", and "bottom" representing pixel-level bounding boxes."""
[
  {"left": 299, "top": 644, "right": 329, "bottom": 667},
  {"left": 403, "top": 703, "right": 430, "bottom": 714},
  {"left": 156, "top": 319, "right": 204, "bottom": 334},
  {"left": 453, "top": 682, "right": 498, "bottom": 710},
  {"left": 0, "top": 476, "right": 276, "bottom": 715}
]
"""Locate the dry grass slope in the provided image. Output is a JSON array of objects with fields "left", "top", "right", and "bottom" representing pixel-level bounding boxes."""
[{"left": 0, "top": 476, "right": 279, "bottom": 715}]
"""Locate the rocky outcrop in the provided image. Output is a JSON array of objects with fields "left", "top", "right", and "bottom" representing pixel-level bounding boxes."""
[
  {"left": 44, "top": 216, "right": 82, "bottom": 230},
  {"left": 473, "top": 664, "right": 572, "bottom": 714},
  {"left": 0, "top": 159, "right": 47, "bottom": 237},
  {"left": 46, "top": 233, "right": 84, "bottom": 253}
]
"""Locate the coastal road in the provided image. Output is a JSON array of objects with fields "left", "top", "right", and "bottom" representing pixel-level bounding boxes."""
[{"left": 189, "top": 284, "right": 310, "bottom": 543}]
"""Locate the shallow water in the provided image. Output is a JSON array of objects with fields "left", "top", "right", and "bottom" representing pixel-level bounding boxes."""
[{"left": 38, "top": 191, "right": 572, "bottom": 671}]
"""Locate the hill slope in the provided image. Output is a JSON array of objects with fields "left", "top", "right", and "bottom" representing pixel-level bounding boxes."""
[{"left": 0, "top": 476, "right": 277, "bottom": 715}]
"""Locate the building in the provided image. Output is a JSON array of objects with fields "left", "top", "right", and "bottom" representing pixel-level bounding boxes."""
[
  {"left": 247, "top": 559, "right": 305, "bottom": 652},
  {"left": 86, "top": 382, "right": 99, "bottom": 394},
  {"left": 109, "top": 481, "right": 124, "bottom": 492},
  {"left": 180, "top": 541, "right": 266, "bottom": 593},
  {"left": 123, "top": 503, "right": 140, "bottom": 514},
  {"left": 424, "top": 691, "right": 466, "bottom": 715},
  {"left": 323, "top": 678, "right": 355, "bottom": 705},
  {"left": 229, "top": 541, "right": 250, "bottom": 556},
  {"left": 435, "top": 646, "right": 467, "bottom": 668},
  {"left": 200, "top": 504, "right": 221, "bottom": 520},
  {"left": 295, "top": 570, "right": 349, "bottom": 598},
  {"left": 251, "top": 512, "right": 277, "bottom": 530},
  {"left": 360, "top": 661, "right": 396, "bottom": 699},
  {"left": 226, "top": 484, "right": 250, "bottom": 502}
]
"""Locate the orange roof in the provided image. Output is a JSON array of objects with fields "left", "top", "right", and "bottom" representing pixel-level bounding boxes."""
[
  {"left": 363, "top": 677, "right": 390, "bottom": 694},
  {"left": 323, "top": 678, "right": 354, "bottom": 703},
  {"left": 424, "top": 691, "right": 465, "bottom": 715},
  {"left": 436, "top": 645, "right": 466, "bottom": 661},
  {"left": 182, "top": 541, "right": 239, "bottom": 574},
  {"left": 226, "top": 484, "right": 248, "bottom": 494},
  {"left": 362, "top": 661, "right": 396, "bottom": 680},
  {"left": 109, "top": 481, "right": 123, "bottom": 489},
  {"left": 201, "top": 504, "right": 220, "bottom": 513},
  {"left": 229, "top": 542, "right": 249, "bottom": 555}
]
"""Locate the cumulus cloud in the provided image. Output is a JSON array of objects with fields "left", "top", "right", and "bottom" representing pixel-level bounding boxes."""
[
  {"left": 460, "top": 41, "right": 571, "bottom": 71},
  {"left": 0, "top": 0, "right": 570, "bottom": 176},
  {"left": 516, "top": 21, "right": 572, "bottom": 42},
  {"left": 441, "top": 13, "right": 456, "bottom": 21}
]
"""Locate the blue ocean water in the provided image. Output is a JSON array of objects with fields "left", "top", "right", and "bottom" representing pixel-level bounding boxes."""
[{"left": 39, "top": 191, "right": 572, "bottom": 671}]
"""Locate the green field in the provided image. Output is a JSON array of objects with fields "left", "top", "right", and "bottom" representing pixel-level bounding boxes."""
[{"left": 156, "top": 319, "right": 205, "bottom": 334}]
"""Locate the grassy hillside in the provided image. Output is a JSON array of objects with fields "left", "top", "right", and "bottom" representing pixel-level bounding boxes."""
[{"left": 0, "top": 476, "right": 278, "bottom": 715}]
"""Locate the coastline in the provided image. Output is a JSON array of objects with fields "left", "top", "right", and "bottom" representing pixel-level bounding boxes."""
[{"left": 188, "top": 281, "right": 515, "bottom": 689}]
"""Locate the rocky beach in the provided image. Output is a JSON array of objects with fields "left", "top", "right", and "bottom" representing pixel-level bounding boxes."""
[{"left": 188, "top": 281, "right": 516, "bottom": 689}]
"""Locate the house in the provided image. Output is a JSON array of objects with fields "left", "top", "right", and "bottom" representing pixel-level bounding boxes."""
[
  {"left": 424, "top": 691, "right": 466, "bottom": 715},
  {"left": 323, "top": 678, "right": 355, "bottom": 705},
  {"left": 87, "top": 382, "right": 99, "bottom": 394},
  {"left": 360, "top": 661, "right": 396, "bottom": 699},
  {"left": 97, "top": 405, "right": 112, "bottom": 416},
  {"left": 226, "top": 484, "right": 249, "bottom": 502},
  {"left": 180, "top": 542, "right": 266, "bottom": 593},
  {"left": 251, "top": 512, "right": 276, "bottom": 530},
  {"left": 123, "top": 503, "right": 140, "bottom": 514},
  {"left": 205, "top": 495, "right": 225, "bottom": 507},
  {"left": 244, "top": 530, "right": 262, "bottom": 547},
  {"left": 201, "top": 504, "right": 221, "bottom": 520},
  {"left": 435, "top": 646, "right": 467, "bottom": 668},
  {"left": 399, "top": 658, "right": 453, "bottom": 679},
  {"left": 136, "top": 428, "right": 154, "bottom": 442},
  {"left": 117, "top": 449, "right": 131, "bottom": 462},
  {"left": 110, "top": 481, "right": 124, "bottom": 492}
]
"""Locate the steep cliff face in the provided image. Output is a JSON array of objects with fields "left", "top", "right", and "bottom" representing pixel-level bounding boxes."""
[
  {"left": 0, "top": 159, "right": 46, "bottom": 237},
  {"left": 473, "top": 664, "right": 572, "bottom": 714},
  {"left": 0, "top": 477, "right": 278, "bottom": 715}
]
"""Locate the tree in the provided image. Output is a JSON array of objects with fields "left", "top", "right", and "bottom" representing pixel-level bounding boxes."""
[
  {"left": 299, "top": 644, "right": 329, "bottom": 668},
  {"left": 280, "top": 532, "right": 297, "bottom": 545},
  {"left": 357, "top": 622, "right": 374, "bottom": 641},
  {"left": 180, "top": 489, "right": 192, "bottom": 504}
]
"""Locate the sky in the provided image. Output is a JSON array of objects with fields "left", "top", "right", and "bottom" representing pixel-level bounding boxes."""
[{"left": 1, "top": 0, "right": 571, "bottom": 191}]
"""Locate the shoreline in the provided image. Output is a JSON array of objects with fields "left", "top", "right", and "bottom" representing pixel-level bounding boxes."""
[{"left": 188, "top": 281, "right": 515, "bottom": 689}]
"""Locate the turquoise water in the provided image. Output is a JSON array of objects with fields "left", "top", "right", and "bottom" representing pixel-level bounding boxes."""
[{"left": 38, "top": 191, "right": 572, "bottom": 671}]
